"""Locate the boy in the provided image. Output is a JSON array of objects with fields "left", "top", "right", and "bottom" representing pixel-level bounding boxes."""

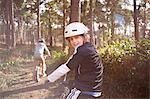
[
  {"left": 47, "top": 22, "right": 103, "bottom": 99},
  {"left": 34, "top": 38, "right": 51, "bottom": 81}
]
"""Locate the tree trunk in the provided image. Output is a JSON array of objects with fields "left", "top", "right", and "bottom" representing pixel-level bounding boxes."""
[
  {"left": 37, "top": 0, "right": 41, "bottom": 40},
  {"left": 110, "top": 10, "right": 115, "bottom": 39},
  {"left": 89, "top": 0, "right": 95, "bottom": 45},
  {"left": 143, "top": 0, "right": 147, "bottom": 38},
  {"left": 63, "top": 0, "right": 67, "bottom": 50},
  {"left": 10, "top": 0, "right": 16, "bottom": 47},
  {"left": 1, "top": 18, "right": 5, "bottom": 43},
  {"left": 106, "top": 0, "right": 111, "bottom": 42},
  {"left": 81, "top": 0, "right": 87, "bottom": 23},
  {"left": 4, "top": 0, "right": 12, "bottom": 48},
  {"left": 48, "top": 18, "right": 52, "bottom": 47},
  {"left": 134, "top": 0, "right": 139, "bottom": 41},
  {"left": 70, "top": 0, "right": 80, "bottom": 22},
  {"left": 18, "top": 16, "right": 24, "bottom": 44},
  {"left": 124, "top": 24, "right": 127, "bottom": 35},
  {"left": 110, "top": 1, "right": 115, "bottom": 40}
]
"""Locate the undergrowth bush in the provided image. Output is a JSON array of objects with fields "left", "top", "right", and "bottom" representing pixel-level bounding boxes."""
[
  {"left": 135, "top": 39, "right": 150, "bottom": 65},
  {"left": 51, "top": 50, "right": 68, "bottom": 60},
  {"left": 98, "top": 38, "right": 136, "bottom": 64},
  {"left": 98, "top": 38, "right": 149, "bottom": 98},
  {"left": 0, "top": 61, "right": 16, "bottom": 69}
]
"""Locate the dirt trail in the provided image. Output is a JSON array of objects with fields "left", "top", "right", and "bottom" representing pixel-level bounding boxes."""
[{"left": 0, "top": 62, "right": 62, "bottom": 99}]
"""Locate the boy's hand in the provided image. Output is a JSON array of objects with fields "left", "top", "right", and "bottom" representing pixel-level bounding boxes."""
[
  {"left": 43, "top": 79, "right": 52, "bottom": 89},
  {"left": 43, "top": 77, "right": 52, "bottom": 85},
  {"left": 44, "top": 79, "right": 50, "bottom": 84}
]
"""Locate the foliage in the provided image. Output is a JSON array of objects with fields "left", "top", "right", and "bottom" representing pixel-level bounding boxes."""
[
  {"left": 0, "top": 61, "right": 16, "bottom": 68},
  {"left": 99, "top": 38, "right": 149, "bottom": 98},
  {"left": 98, "top": 36, "right": 150, "bottom": 66},
  {"left": 135, "top": 39, "right": 150, "bottom": 65},
  {"left": 51, "top": 50, "right": 67, "bottom": 60},
  {"left": 98, "top": 37, "right": 136, "bottom": 64}
]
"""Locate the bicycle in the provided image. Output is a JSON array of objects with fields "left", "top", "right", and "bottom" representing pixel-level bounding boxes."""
[
  {"left": 45, "top": 80, "right": 102, "bottom": 99},
  {"left": 35, "top": 55, "right": 48, "bottom": 82}
]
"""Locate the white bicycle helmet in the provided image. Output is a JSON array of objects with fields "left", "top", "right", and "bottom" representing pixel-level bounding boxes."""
[{"left": 64, "top": 22, "right": 89, "bottom": 38}]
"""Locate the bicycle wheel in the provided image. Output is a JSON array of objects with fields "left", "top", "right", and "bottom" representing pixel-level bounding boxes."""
[{"left": 36, "top": 66, "right": 40, "bottom": 82}]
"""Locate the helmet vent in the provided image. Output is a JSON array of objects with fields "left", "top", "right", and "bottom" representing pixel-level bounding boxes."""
[{"left": 72, "top": 29, "right": 77, "bottom": 32}]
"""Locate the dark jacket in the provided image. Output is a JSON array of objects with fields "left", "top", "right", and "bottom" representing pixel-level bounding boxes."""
[{"left": 66, "top": 42, "right": 103, "bottom": 92}]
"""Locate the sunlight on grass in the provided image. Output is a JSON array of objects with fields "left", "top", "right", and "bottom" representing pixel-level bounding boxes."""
[{"left": 0, "top": 76, "right": 7, "bottom": 90}]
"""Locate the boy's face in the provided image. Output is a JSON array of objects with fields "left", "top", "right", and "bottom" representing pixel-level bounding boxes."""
[{"left": 67, "top": 35, "right": 84, "bottom": 48}]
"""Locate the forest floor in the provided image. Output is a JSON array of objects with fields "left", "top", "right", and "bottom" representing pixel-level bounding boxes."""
[
  {"left": 0, "top": 62, "right": 53, "bottom": 99},
  {"left": 0, "top": 44, "right": 149, "bottom": 99},
  {"left": 0, "top": 45, "right": 67, "bottom": 99}
]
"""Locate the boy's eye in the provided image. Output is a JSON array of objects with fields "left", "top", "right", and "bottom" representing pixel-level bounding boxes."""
[
  {"left": 69, "top": 38, "right": 73, "bottom": 41},
  {"left": 67, "top": 38, "right": 72, "bottom": 42}
]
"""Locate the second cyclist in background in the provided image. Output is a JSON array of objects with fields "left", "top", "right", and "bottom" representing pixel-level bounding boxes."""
[{"left": 34, "top": 38, "right": 51, "bottom": 81}]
